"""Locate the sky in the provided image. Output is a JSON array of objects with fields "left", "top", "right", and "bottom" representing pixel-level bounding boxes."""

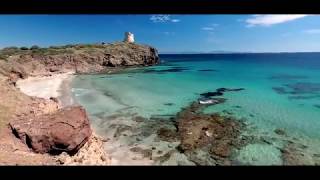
[{"left": 0, "top": 15, "right": 320, "bottom": 53}]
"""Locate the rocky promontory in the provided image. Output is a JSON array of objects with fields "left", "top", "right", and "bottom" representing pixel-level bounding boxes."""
[
  {"left": 0, "top": 42, "right": 159, "bottom": 165},
  {"left": 0, "top": 42, "right": 159, "bottom": 84}
]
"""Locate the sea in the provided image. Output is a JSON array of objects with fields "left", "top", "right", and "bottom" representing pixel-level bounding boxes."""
[{"left": 70, "top": 53, "right": 320, "bottom": 165}]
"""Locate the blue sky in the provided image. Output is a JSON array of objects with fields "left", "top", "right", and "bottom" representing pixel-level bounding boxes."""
[{"left": 0, "top": 15, "right": 319, "bottom": 53}]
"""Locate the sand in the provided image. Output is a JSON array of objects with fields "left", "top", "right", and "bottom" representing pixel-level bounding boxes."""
[{"left": 16, "top": 72, "right": 75, "bottom": 103}]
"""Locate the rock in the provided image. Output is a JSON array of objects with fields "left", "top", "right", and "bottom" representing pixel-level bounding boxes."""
[
  {"left": 55, "top": 133, "right": 110, "bottom": 165},
  {"left": 113, "top": 125, "right": 132, "bottom": 138},
  {"left": 200, "top": 91, "right": 223, "bottom": 97},
  {"left": 154, "top": 150, "right": 175, "bottom": 164},
  {"left": 130, "top": 147, "right": 152, "bottom": 158},
  {"left": 164, "top": 103, "right": 174, "bottom": 106},
  {"left": 210, "top": 142, "right": 232, "bottom": 158},
  {"left": 205, "top": 131, "right": 212, "bottom": 137},
  {"left": 176, "top": 100, "right": 245, "bottom": 165},
  {"left": 216, "top": 88, "right": 245, "bottom": 92},
  {"left": 274, "top": 128, "right": 286, "bottom": 136},
  {"left": 133, "top": 116, "right": 145, "bottom": 122},
  {"left": 49, "top": 97, "right": 59, "bottom": 103},
  {"left": 200, "top": 87, "right": 245, "bottom": 98},
  {"left": 157, "top": 127, "right": 178, "bottom": 142},
  {"left": 9, "top": 106, "right": 92, "bottom": 155},
  {"left": 0, "top": 42, "right": 159, "bottom": 78},
  {"left": 281, "top": 143, "right": 314, "bottom": 165},
  {"left": 198, "top": 97, "right": 226, "bottom": 105},
  {"left": 313, "top": 154, "right": 320, "bottom": 158}
]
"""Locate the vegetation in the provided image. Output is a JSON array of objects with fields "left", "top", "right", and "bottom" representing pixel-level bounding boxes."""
[
  {"left": 0, "top": 42, "right": 141, "bottom": 60},
  {"left": 20, "top": 47, "right": 29, "bottom": 50},
  {"left": 30, "top": 45, "right": 40, "bottom": 50}
]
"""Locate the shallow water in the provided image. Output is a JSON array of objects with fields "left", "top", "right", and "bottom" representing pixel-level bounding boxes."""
[{"left": 71, "top": 53, "right": 320, "bottom": 165}]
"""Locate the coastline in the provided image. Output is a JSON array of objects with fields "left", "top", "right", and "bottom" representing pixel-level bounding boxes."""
[
  {"left": 0, "top": 41, "right": 159, "bottom": 165},
  {"left": 15, "top": 73, "right": 111, "bottom": 165}
]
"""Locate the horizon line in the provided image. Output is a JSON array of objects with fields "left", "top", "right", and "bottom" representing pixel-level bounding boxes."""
[{"left": 159, "top": 51, "right": 320, "bottom": 54}]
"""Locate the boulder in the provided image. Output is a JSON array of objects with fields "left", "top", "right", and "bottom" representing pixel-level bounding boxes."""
[{"left": 9, "top": 106, "right": 92, "bottom": 155}]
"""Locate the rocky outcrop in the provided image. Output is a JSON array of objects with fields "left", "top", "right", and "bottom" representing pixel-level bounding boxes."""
[
  {"left": 0, "top": 42, "right": 159, "bottom": 83},
  {"left": 9, "top": 106, "right": 92, "bottom": 155},
  {"left": 176, "top": 101, "right": 244, "bottom": 165},
  {"left": 55, "top": 133, "right": 111, "bottom": 165}
]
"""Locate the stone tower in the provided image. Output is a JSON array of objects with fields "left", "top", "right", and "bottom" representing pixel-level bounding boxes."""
[{"left": 124, "top": 32, "right": 134, "bottom": 43}]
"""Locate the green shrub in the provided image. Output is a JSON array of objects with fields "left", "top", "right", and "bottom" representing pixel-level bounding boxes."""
[
  {"left": 64, "top": 44, "right": 75, "bottom": 48},
  {"left": 20, "top": 47, "right": 29, "bottom": 50},
  {"left": 49, "top": 46, "right": 62, "bottom": 49},
  {"left": 0, "top": 46, "right": 20, "bottom": 56},
  {"left": 3, "top": 46, "right": 19, "bottom": 51},
  {"left": 30, "top": 45, "right": 40, "bottom": 50},
  {"left": 0, "top": 54, "right": 7, "bottom": 60}
]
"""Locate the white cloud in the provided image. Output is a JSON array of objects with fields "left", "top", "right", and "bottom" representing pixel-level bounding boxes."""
[
  {"left": 304, "top": 29, "right": 320, "bottom": 34},
  {"left": 150, "top": 15, "right": 170, "bottom": 23},
  {"left": 150, "top": 15, "right": 180, "bottom": 23},
  {"left": 171, "top": 19, "right": 180, "bottom": 23},
  {"left": 201, "top": 24, "right": 218, "bottom": 31},
  {"left": 245, "top": 15, "right": 308, "bottom": 27},
  {"left": 202, "top": 27, "right": 214, "bottom": 31},
  {"left": 164, "top": 31, "right": 175, "bottom": 35}
]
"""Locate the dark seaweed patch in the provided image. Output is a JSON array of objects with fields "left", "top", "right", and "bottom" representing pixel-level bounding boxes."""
[
  {"left": 99, "top": 76, "right": 113, "bottom": 79},
  {"left": 126, "top": 66, "right": 189, "bottom": 74},
  {"left": 164, "top": 103, "right": 174, "bottom": 106},
  {"left": 273, "top": 82, "right": 320, "bottom": 101},
  {"left": 233, "top": 105, "right": 242, "bottom": 108},
  {"left": 272, "top": 87, "right": 290, "bottom": 94},
  {"left": 200, "top": 91, "right": 223, "bottom": 97},
  {"left": 198, "top": 69, "right": 217, "bottom": 72},
  {"left": 285, "top": 82, "right": 320, "bottom": 94},
  {"left": 314, "top": 104, "right": 320, "bottom": 109},
  {"left": 288, "top": 95, "right": 320, "bottom": 100},
  {"left": 200, "top": 87, "right": 245, "bottom": 98},
  {"left": 269, "top": 74, "right": 308, "bottom": 80}
]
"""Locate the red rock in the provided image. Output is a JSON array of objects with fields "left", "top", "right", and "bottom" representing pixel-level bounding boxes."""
[{"left": 9, "top": 106, "right": 92, "bottom": 155}]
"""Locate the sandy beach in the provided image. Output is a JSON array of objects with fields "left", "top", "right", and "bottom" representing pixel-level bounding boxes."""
[{"left": 16, "top": 72, "right": 75, "bottom": 106}]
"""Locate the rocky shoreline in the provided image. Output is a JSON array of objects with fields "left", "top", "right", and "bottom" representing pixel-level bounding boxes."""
[{"left": 0, "top": 42, "right": 159, "bottom": 165}]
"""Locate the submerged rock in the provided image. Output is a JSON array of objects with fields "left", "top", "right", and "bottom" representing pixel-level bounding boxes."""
[
  {"left": 198, "top": 97, "right": 226, "bottom": 105},
  {"left": 200, "top": 87, "right": 245, "bottom": 98},
  {"left": 113, "top": 125, "right": 133, "bottom": 138},
  {"left": 157, "top": 127, "right": 178, "bottom": 142},
  {"left": 216, "top": 88, "right": 245, "bottom": 92},
  {"left": 130, "top": 147, "right": 153, "bottom": 159},
  {"left": 154, "top": 150, "right": 176, "bottom": 164},
  {"left": 164, "top": 103, "right": 174, "bottom": 106},
  {"left": 269, "top": 74, "right": 308, "bottom": 80},
  {"left": 200, "top": 91, "right": 223, "bottom": 97},
  {"left": 176, "top": 101, "right": 244, "bottom": 165},
  {"left": 10, "top": 106, "right": 92, "bottom": 155},
  {"left": 274, "top": 128, "right": 287, "bottom": 136},
  {"left": 198, "top": 69, "right": 217, "bottom": 72},
  {"left": 281, "top": 143, "right": 315, "bottom": 165}
]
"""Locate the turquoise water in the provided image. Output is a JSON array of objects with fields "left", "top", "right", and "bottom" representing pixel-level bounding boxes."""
[{"left": 71, "top": 53, "right": 320, "bottom": 165}]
